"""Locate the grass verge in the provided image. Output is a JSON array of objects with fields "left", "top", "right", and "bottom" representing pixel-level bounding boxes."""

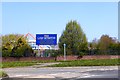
[
  {"left": 0, "top": 71, "right": 8, "bottom": 78},
  {"left": 1, "top": 60, "right": 55, "bottom": 68},
  {"left": 48, "top": 59, "right": 120, "bottom": 67},
  {"left": 1, "top": 59, "right": 119, "bottom": 68}
]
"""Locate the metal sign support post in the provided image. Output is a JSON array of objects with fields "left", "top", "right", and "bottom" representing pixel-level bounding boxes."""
[
  {"left": 38, "top": 45, "right": 40, "bottom": 57},
  {"left": 64, "top": 43, "right": 66, "bottom": 61}
]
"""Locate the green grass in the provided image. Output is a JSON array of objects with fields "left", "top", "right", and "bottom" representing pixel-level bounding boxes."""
[
  {"left": 1, "top": 60, "right": 55, "bottom": 68},
  {"left": 1, "top": 59, "right": 119, "bottom": 68},
  {"left": 0, "top": 71, "right": 8, "bottom": 78},
  {"left": 48, "top": 59, "right": 120, "bottom": 67},
  {"left": 1, "top": 61, "right": 36, "bottom": 68}
]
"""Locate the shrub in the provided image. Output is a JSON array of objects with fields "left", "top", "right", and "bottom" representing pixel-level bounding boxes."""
[
  {"left": 77, "top": 52, "right": 84, "bottom": 59},
  {"left": 2, "top": 49, "right": 11, "bottom": 57},
  {"left": 2, "top": 34, "right": 33, "bottom": 57}
]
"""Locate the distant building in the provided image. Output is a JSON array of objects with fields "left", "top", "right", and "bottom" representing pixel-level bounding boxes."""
[{"left": 28, "top": 39, "right": 53, "bottom": 50}]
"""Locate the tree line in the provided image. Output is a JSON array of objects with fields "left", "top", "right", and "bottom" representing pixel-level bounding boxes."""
[
  {"left": 88, "top": 35, "right": 120, "bottom": 55},
  {"left": 1, "top": 20, "right": 120, "bottom": 57},
  {"left": 59, "top": 20, "right": 120, "bottom": 56}
]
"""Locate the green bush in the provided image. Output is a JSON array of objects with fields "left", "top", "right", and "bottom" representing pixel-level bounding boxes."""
[
  {"left": 2, "top": 49, "right": 11, "bottom": 57},
  {"left": 44, "top": 49, "right": 60, "bottom": 57},
  {"left": 2, "top": 34, "right": 33, "bottom": 57},
  {"left": 11, "top": 45, "right": 33, "bottom": 57},
  {"left": 13, "top": 47, "right": 24, "bottom": 57},
  {"left": 23, "top": 45, "right": 33, "bottom": 57}
]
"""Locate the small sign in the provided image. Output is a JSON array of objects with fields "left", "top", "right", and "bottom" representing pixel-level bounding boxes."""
[{"left": 36, "top": 34, "right": 57, "bottom": 45}]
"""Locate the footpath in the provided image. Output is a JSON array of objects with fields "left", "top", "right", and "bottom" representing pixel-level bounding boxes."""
[{"left": 31, "top": 62, "right": 61, "bottom": 68}]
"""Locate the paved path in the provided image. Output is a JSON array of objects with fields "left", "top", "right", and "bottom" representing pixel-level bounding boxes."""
[
  {"left": 3, "top": 66, "right": 119, "bottom": 79},
  {"left": 32, "top": 62, "right": 60, "bottom": 68}
]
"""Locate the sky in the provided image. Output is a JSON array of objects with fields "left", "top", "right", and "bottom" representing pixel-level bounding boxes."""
[
  {"left": 119, "top": 2, "right": 120, "bottom": 41},
  {"left": 2, "top": 2, "right": 118, "bottom": 42},
  {"left": 1, "top": 0, "right": 119, "bottom": 2}
]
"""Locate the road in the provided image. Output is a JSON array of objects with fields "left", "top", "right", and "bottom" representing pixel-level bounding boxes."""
[{"left": 2, "top": 66, "right": 119, "bottom": 80}]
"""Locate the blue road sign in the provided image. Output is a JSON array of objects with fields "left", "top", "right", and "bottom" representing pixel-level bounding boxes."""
[{"left": 36, "top": 34, "right": 57, "bottom": 45}]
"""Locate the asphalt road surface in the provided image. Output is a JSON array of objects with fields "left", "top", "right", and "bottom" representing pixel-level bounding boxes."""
[{"left": 3, "top": 66, "right": 119, "bottom": 80}]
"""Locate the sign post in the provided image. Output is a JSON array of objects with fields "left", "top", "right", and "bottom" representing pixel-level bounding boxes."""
[
  {"left": 36, "top": 34, "right": 57, "bottom": 57},
  {"left": 63, "top": 43, "right": 66, "bottom": 61},
  {"left": 38, "top": 45, "right": 40, "bottom": 57}
]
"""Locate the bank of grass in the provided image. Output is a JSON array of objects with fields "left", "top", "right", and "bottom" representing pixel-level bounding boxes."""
[
  {"left": 49, "top": 59, "right": 120, "bottom": 67},
  {"left": 1, "top": 60, "right": 55, "bottom": 68}
]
